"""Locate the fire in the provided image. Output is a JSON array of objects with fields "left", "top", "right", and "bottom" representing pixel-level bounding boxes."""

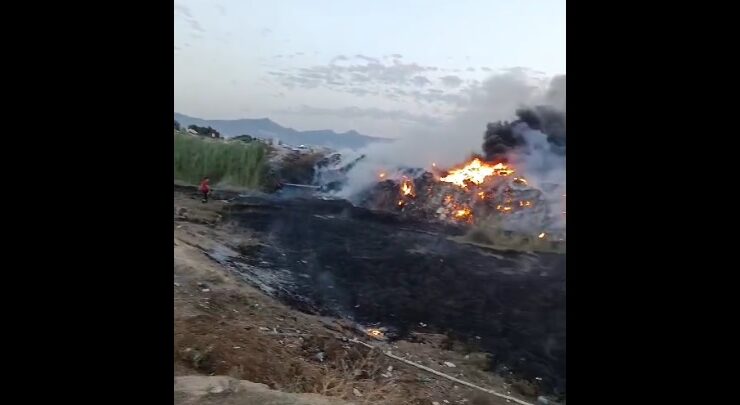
[
  {"left": 400, "top": 179, "right": 415, "bottom": 197},
  {"left": 538, "top": 232, "right": 546, "bottom": 239},
  {"left": 492, "top": 162, "right": 515, "bottom": 176},
  {"left": 440, "top": 158, "right": 513, "bottom": 188},
  {"left": 454, "top": 207, "right": 471, "bottom": 218},
  {"left": 496, "top": 205, "right": 513, "bottom": 213},
  {"left": 478, "top": 191, "right": 485, "bottom": 199},
  {"left": 379, "top": 172, "right": 386, "bottom": 179},
  {"left": 519, "top": 200, "right": 532, "bottom": 207},
  {"left": 366, "top": 328, "right": 385, "bottom": 339},
  {"left": 397, "top": 200, "right": 404, "bottom": 206}
]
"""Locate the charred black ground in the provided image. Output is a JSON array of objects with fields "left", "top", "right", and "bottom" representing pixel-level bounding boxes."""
[{"left": 216, "top": 195, "right": 566, "bottom": 396}]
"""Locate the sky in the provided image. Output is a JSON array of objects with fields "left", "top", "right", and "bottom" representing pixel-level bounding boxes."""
[{"left": 174, "top": 0, "right": 566, "bottom": 139}]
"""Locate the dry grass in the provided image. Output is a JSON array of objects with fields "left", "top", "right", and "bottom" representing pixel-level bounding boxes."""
[
  {"left": 174, "top": 297, "right": 413, "bottom": 404},
  {"left": 454, "top": 219, "right": 566, "bottom": 254},
  {"left": 294, "top": 336, "right": 413, "bottom": 404}
]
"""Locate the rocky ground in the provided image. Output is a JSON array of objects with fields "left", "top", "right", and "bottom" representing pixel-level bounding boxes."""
[{"left": 174, "top": 188, "right": 556, "bottom": 405}]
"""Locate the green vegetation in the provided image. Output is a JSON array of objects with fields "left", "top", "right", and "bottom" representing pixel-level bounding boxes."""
[{"left": 174, "top": 131, "right": 269, "bottom": 189}]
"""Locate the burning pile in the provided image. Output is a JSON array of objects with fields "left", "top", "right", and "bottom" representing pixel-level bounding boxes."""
[
  {"left": 322, "top": 103, "right": 566, "bottom": 244},
  {"left": 360, "top": 156, "right": 558, "bottom": 235}
]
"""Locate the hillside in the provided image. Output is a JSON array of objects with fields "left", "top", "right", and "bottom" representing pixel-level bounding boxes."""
[{"left": 175, "top": 113, "right": 392, "bottom": 150}]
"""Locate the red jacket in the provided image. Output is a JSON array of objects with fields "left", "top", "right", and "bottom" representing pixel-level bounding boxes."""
[{"left": 199, "top": 180, "right": 210, "bottom": 193}]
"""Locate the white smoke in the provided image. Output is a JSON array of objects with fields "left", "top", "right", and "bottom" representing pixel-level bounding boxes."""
[{"left": 508, "top": 124, "right": 566, "bottom": 232}]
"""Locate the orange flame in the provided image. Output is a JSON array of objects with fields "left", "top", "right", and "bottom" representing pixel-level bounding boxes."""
[
  {"left": 367, "top": 328, "right": 385, "bottom": 339},
  {"left": 379, "top": 172, "right": 386, "bottom": 179},
  {"left": 454, "top": 208, "right": 471, "bottom": 218},
  {"left": 496, "top": 205, "right": 513, "bottom": 213},
  {"left": 440, "top": 158, "right": 514, "bottom": 188},
  {"left": 400, "top": 179, "right": 415, "bottom": 197},
  {"left": 519, "top": 200, "right": 532, "bottom": 207}
]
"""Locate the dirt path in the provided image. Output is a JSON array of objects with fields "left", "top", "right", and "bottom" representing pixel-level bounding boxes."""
[{"left": 174, "top": 189, "right": 549, "bottom": 405}]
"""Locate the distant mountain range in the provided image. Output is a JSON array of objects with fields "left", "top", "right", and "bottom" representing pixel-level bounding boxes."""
[{"left": 174, "top": 113, "right": 392, "bottom": 150}]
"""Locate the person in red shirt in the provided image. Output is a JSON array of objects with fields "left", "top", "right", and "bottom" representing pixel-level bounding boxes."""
[{"left": 199, "top": 177, "right": 211, "bottom": 203}]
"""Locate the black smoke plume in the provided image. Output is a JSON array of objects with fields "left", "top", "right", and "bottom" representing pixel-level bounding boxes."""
[{"left": 483, "top": 106, "right": 566, "bottom": 161}]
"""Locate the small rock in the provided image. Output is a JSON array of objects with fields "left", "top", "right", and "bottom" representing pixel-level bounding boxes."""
[
  {"left": 444, "top": 401, "right": 450, "bottom": 404},
  {"left": 387, "top": 366, "right": 393, "bottom": 372},
  {"left": 314, "top": 352, "right": 325, "bottom": 362},
  {"left": 233, "top": 346, "right": 241, "bottom": 349},
  {"left": 353, "top": 388, "right": 363, "bottom": 397},
  {"left": 208, "top": 385, "right": 225, "bottom": 394},
  {"left": 432, "top": 402, "right": 440, "bottom": 405},
  {"left": 258, "top": 326, "right": 270, "bottom": 332},
  {"left": 197, "top": 282, "right": 209, "bottom": 289},
  {"left": 174, "top": 282, "right": 180, "bottom": 287},
  {"left": 444, "top": 362, "right": 456, "bottom": 368},
  {"left": 201, "top": 289, "right": 210, "bottom": 293},
  {"left": 536, "top": 397, "right": 549, "bottom": 405},
  {"left": 464, "top": 355, "right": 469, "bottom": 359},
  {"left": 419, "top": 322, "right": 427, "bottom": 327}
]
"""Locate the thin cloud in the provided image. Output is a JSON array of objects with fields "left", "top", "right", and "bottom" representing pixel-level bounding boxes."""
[
  {"left": 411, "top": 76, "right": 432, "bottom": 87},
  {"left": 355, "top": 54, "right": 380, "bottom": 64},
  {"left": 174, "top": 3, "right": 205, "bottom": 34},
  {"left": 288, "top": 105, "right": 443, "bottom": 127},
  {"left": 270, "top": 55, "right": 472, "bottom": 108},
  {"left": 278, "top": 55, "right": 439, "bottom": 90},
  {"left": 439, "top": 75, "right": 464, "bottom": 88},
  {"left": 188, "top": 19, "right": 205, "bottom": 33},
  {"left": 331, "top": 55, "right": 349, "bottom": 63},
  {"left": 174, "top": 3, "right": 191, "bottom": 18}
]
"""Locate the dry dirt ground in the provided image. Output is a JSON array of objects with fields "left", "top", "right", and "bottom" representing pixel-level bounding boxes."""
[{"left": 174, "top": 190, "right": 548, "bottom": 405}]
